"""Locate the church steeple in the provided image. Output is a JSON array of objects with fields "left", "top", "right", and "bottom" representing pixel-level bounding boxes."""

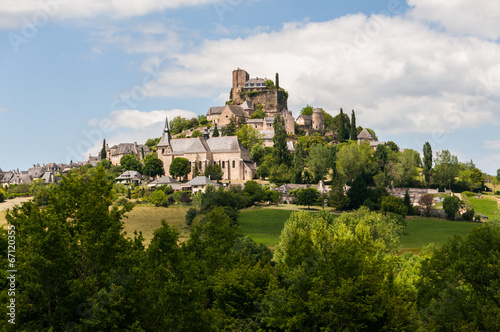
[{"left": 158, "top": 116, "right": 172, "bottom": 151}]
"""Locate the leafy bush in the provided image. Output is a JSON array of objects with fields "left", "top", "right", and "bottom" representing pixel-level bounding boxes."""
[
  {"left": 115, "top": 197, "right": 129, "bottom": 206},
  {"left": 0, "top": 190, "right": 4, "bottom": 203},
  {"left": 443, "top": 195, "right": 463, "bottom": 220},
  {"left": 8, "top": 183, "right": 30, "bottom": 194},
  {"left": 462, "top": 208, "right": 475, "bottom": 221},
  {"left": 380, "top": 196, "right": 408, "bottom": 216},
  {"left": 461, "top": 191, "right": 476, "bottom": 197},
  {"left": 156, "top": 185, "right": 173, "bottom": 195},
  {"left": 147, "top": 190, "right": 169, "bottom": 207},
  {"left": 185, "top": 208, "right": 199, "bottom": 226}
]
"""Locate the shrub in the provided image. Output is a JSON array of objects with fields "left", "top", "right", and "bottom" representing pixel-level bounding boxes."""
[
  {"left": 157, "top": 185, "right": 174, "bottom": 195},
  {"left": 180, "top": 192, "right": 192, "bottom": 204},
  {"left": 380, "top": 196, "right": 408, "bottom": 216},
  {"left": 0, "top": 190, "right": 4, "bottom": 203},
  {"left": 147, "top": 190, "right": 169, "bottom": 207},
  {"left": 443, "top": 195, "right": 463, "bottom": 220},
  {"left": 115, "top": 197, "right": 129, "bottom": 206},
  {"left": 462, "top": 191, "right": 476, "bottom": 197},
  {"left": 185, "top": 208, "right": 199, "bottom": 226},
  {"left": 462, "top": 208, "right": 475, "bottom": 221}
]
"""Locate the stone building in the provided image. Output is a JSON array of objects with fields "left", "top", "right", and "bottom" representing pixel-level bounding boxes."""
[
  {"left": 157, "top": 117, "right": 256, "bottom": 182},
  {"left": 357, "top": 128, "right": 385, "bottom": 150},
  {"left": 107, "top": 142, "right": 150, "bottom": 166}
]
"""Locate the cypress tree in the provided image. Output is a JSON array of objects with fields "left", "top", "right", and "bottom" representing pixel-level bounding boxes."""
[
  {"left": 423, "top": 141, "right": 432, "bottom": 184},
  {"left": 338, "top": 108, "right": 347, "bottom": 143},
  {"left": 213, "top": 124, "right": 219, "bottom": 137},
  {"left": 100, "top": 139, "right": 107, "bottom": 160},
  {"left": 350, "top": 110, "right": 357, "bottom": 141},
  {"left": 273, "top": 114, "right": 291, "bottom": 166},
  {"left": 275, "top": 73, "right": 280, "bottom": 89}
]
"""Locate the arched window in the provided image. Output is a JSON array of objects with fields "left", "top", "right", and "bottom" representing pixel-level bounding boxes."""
[{"left": 222, "top": 161, "right": 225, "bottom": 168}]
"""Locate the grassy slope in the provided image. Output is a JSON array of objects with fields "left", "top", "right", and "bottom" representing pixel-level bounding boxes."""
[
  {"left": 400, "top": 218, "right": 476, "bottom": 249},
  {"left": 122, "top": 205, "right": 190, "bottom": 246},
  {"left": 467, "top": 196, "right": 499, "bottom": 219},
  {"left": 239, "top": 209, "right": 478, "bottom": 250}
]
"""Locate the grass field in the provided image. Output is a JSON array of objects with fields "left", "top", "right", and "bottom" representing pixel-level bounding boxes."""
[
  {"left": 122, "top": 205, "right": 190, "bottom": 246},
  {"left": 400, "top": 218, "right": 476, "bottom": 249},
  {"left": 467, "top": 197, "right": 499, "bottom": 219},
  {"left": 239, "top": 209, "right": 294, "bottom": 247},
  {"left": 239, "top": 208, "right": 478, "bottom": 250}
]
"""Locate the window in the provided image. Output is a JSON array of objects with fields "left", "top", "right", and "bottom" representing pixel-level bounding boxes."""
[
  {"left": 250, "top": 83, "right": 254, "bottom": 87},
  {"left": 256, "top": 83, "right": 261, "bottom": 86},
  {"left": 232, "top": 160, "right": 235, "bottom": 168},
  {"left": 245, "top": 83, "right": 248, "bottom": 87},
  {"left": 222, "top": 161, "right": 225, "bottom": 168}
]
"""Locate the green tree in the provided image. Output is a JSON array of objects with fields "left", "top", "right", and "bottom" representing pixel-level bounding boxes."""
[
  {"left": 192, "top": 154, "right": 201, "bottom": 177},
  {"left": 433, "top": 150, "right": 459, "bottom": 189},
  {"left": 380, "top": 195, "right": 408, "bottom": 216},
  {"left": 295, "top": 187, "right": 320, "bottom": 209},
  {"left": 204, "top": 164, "right": 223, "bottom": 181},
  {"left": 442, "top": 195, "right": 463, "bottom": 220},
  {"left": 213, "top": 123, "right": 220, "bottom": 137},
  {"left": 337, "top": 108, "right": 348, "bottom": 143},
  {"left": 169, "top": 157, "right": 190, "bottom": 180},
  {"left": 190, "top": 130, "right": 203, "bottom": 138},
  {"left": 4, "top": 167, "right": 142, "bottom": 331},
  {"left": 100, "top": 139, "right": 107, "bottom": 160},
  {"left": 422, "top": 141, "right": 432, "bottom": 184},
  {"left": 120, "top": 154, "right": 143, "bottom": 172},
  {"left": 265, "top": 79, "right": 275, "bottom": 90},
  {"left": 221, "top": 116, "right": 237, "bottom": 136},
  {"left": 307, "top": 143, "right": 333, "bottom": 183},
  {"left": 250, "top": 109, "right": 265, "bottom": 119},
  {"left": 273, "top": 114, "right": 291, "bottom": 166},
  {"left": 418, "top": 194, "right": 434, "bottom": 217},
  {"left": 275, "top": 72, "right": 279, "bottom": 89},
  {"left": 418, "top": 225, "right": 500, "bottom": 331},
  {"left": 300, "top": 105, "right": 313, "bottom": 116},
  {"left": 293, "top": 141, "right": 305, "bottom": 183},
  {"left": 143, "top": 153, "right": 165, "bottom": 178},
  {"left": 236, "top": 125, "right": 263, "bottom": 151},
  {"left": 390, "top": 149, "right": 420, "bottom": 187},
  {"left": 170, "top": 116, "right": 190, "bottom": 135},
  {"left": 350, "top": 110, "right": 357, "bottom": 141},
  {"left": 386, "top": 141, "right": 399, "bottom": 152},
  {"left": 336, "top": 141, "right": 374, "bottom": 184},
  {"left": 243, "top": 180, "right": 266, "bottom": 203}
]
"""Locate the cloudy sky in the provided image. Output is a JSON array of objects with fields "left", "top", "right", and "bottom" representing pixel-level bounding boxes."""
[{"left": 1, "top": 0, "right": 499, "bottom": 174}]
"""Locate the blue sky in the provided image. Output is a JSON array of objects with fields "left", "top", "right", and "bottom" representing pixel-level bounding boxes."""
[{"left": 1, "top": 0, "right": 499, "bottom": 175}]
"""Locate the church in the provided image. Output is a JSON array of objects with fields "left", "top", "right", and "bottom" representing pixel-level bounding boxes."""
[{"left": 157, "top": 118, "right": 256, "bottom": 182}]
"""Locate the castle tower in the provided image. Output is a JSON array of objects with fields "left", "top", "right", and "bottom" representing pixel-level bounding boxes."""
[
  {"left": 312, "top": 108, "right": 325, "bottom": 132},
  {"left": 232, "top": 68, "right": 249, "bottom": 101}
]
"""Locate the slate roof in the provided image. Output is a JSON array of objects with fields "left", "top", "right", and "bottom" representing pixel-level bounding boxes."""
[
  {"left": 208, "top": 106, "right": 225, "bottom": 115},
  {"left": 111, "top": 143, "right": 149, "bottom": 156},
  {"left": 171, "top": 137, "right": 210, "bottom": 154},
  {"left": 240, "top": 100, "right": 255, "bottom": 110},
  {"left": 184, "top": 176, "right": 220, "bottom": 187},
  {"left": 358, "top": 128, "right": 375, "bottom": 140},
  {"left": 206, "top": 136, "right": 246, "bottom": 153},
  {"left": 245, "top": 78, "right": 267, "bottom": 85},
  {"left": 225, "top": 105, "right": 245, "bottom": 117},
  {"left": 149, "top": 176, "right": 180, "bottom": 185},
  {"left": 297, "top": 115, "right": 312, "bottom": 121},
  {"left": 116, "top": 170, "right": 142, "bottom": 180},
  {"left": 259, "top": 130, "right": 275, "bottom": 140}
]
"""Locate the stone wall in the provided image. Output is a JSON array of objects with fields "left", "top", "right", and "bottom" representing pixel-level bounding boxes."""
[{"left": 234, "top": 90, "right": 288, "bottom": 114}]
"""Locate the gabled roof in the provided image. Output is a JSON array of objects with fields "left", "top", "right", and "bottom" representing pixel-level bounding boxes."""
[
  {"left": 357, "top": 128, "right": 375, "bottom": 140},
  {"left": 184, "top": 176, "right": 220, "bottom": 187},
  {"left": 206, "top": 136, "right": 246, "bottom": 153},
  {"left": 224, "top": 105, "right": 245, "bottom": 117},
  {"left": 245, "top": 77, "right": 266, "bottom": 85},
  {"left": 149, "top": 176, "right": 180, "bottom": 185},
  {"left": 297, "top": 115, "right": 312, "bottom": 120},
  {"left": 240, "top": 100, "right": 255, "bottom": 110},
  {"left": 116, "top": 170, "right": 142, "bottom": 180},
  {"left": 170, "top": 137, "right": 210, "bottom": 154},
  {"left": 208, "top": 106, "right": 225, "bottom": 115}
]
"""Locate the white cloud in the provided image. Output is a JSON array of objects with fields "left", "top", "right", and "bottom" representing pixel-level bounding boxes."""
[
  {"left": 133, "top": 14, "right": 500, "bottom": 135},
  {"left": 408, "top": 0, "right": 500, "bottom": 40},
  {"left": 484, "top": 140, "right": 500, "bottom": 150},
  {"left": 0, "top": 0, "right": 225, "bottom": 30},
  {"left": 84, "top": 108, "right": 197, "bottom": 157}
]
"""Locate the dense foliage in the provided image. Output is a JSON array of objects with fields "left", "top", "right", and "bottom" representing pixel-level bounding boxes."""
[{"left": 1, "top": 169, "right": 498, "bottom": 331}]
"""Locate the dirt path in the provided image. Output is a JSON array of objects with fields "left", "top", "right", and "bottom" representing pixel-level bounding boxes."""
[{"left": 0, "top": 197, "right": 32, "bottom": 212}]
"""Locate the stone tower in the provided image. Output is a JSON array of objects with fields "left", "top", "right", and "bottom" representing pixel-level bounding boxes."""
[
  {"left": 232, "top": 68, "right": 249, "bottom": 101},
  {"left": 312, "top": 108, "right": 325, "bottom": 132}
]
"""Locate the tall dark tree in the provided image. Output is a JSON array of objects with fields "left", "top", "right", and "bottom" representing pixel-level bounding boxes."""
[
  {"left": 213, "top": 124, "right": 220, "bottom": 137},
  {"left": 100, "top": 139, "right": 107, "bottom": 160},
  {"left": 143, "top": 153, "right": 165, "bottom": 178},
  {"left": 273, "top": 114, "right": 291, "bottom": 166},
  {"left": 337, "top": 108, "right": 347, "bottom": 143},
  {"left": 293, "top": 141, "right": 305, "bottom": 184},
  {"left": 120, "top": 154, "right": 143, "bottom": 172},
  {"left": 222, "top": 116, "right": 237, "bottom": 136},
  {"left": 350, "top": 110, "right": 357, "bottom": 141},
  {"left": 275, "top": 73, "right": 280, "bottom": 89},
  {"left": 423, "top": 141, "right": 432, "bottom": 184}
]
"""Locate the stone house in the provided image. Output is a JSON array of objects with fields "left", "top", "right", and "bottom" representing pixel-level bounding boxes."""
[
  {"left": 182, "top": 176, "right": 221, "bottom": 193},
  {"left": 107, "top": 142, "right": 150, "bottom": 166},
  {"left": 115, "top": 170, "right": 143, "bottom": 185},
  {"left": 357, "top": 128, "right": 385, "bottom": 150},
  {"left": 157, "top": 117, "right": 256, "bottom": 182}
]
